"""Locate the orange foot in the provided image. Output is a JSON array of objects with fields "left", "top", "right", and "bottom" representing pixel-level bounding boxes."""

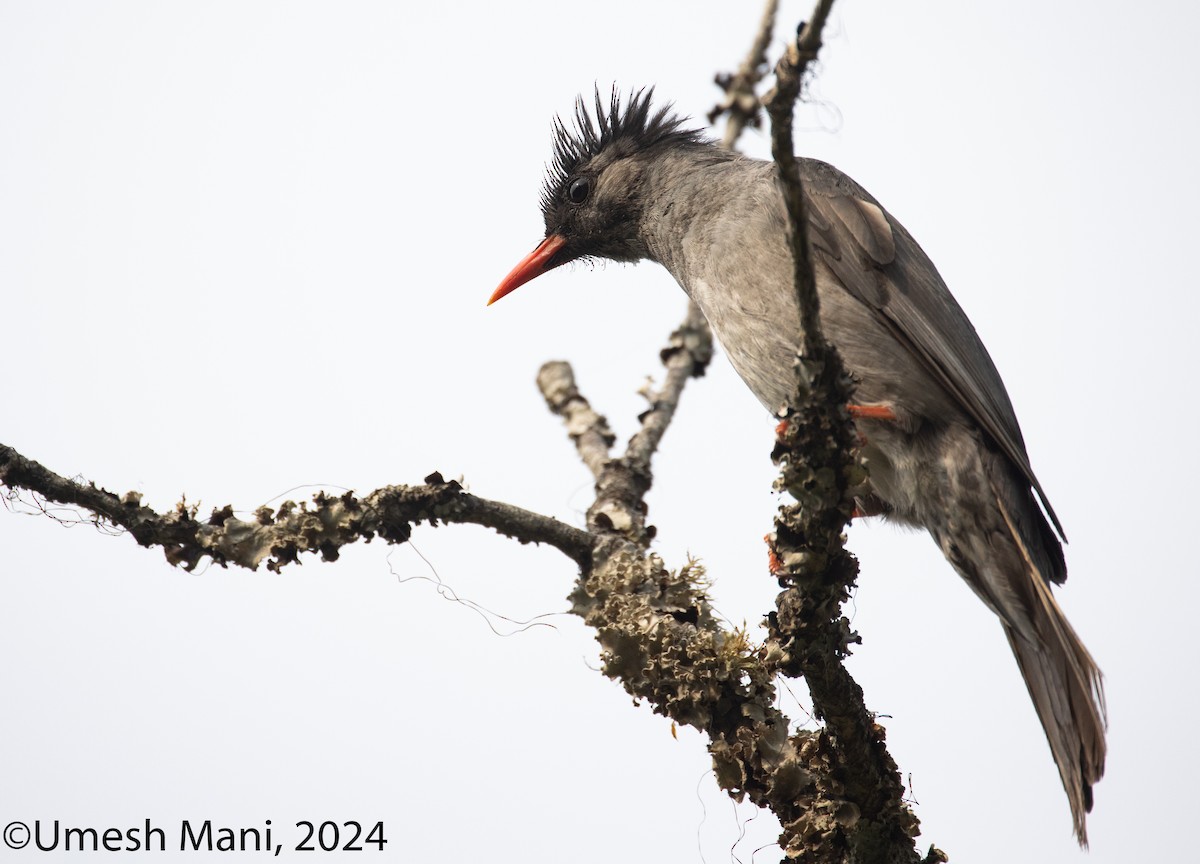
[
  {"left": 847, "top": 403, "right": 897, "bottom": 421},
  {"left": 764, "top": 533, "right": 784, "bottom": 576}
]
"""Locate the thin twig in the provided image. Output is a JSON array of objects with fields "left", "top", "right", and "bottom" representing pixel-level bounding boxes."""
[
  {"left": 625, "top": 301, "right": 713, "bottom": 474},
  {"left": 710, "top": 0, "right": 780, "bottom": 149}
]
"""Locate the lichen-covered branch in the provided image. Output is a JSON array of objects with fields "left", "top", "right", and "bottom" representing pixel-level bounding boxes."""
[
  {"left": 537, "top": 360, "right": 616, "bottom": 479},
  {"left": 759, "top": 3, "right": 944, "bottom": 862},
  {"left": 0, "top": 444, "right": 591, "bottom": 572},
  {"left": 762, "top": 0, "right": 835, "bottom": 358},
  {"left": 559, "top": 302, "right": 869, "bottom": 859},
  {"left": 569, "top": 549, "right": 874, "bottom": 859},
  {"left": 535, "top": 302, "right": 714, "bottom": 568}
]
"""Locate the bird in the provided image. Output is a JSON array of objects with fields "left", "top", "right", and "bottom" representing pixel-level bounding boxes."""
[{"left": 488, "top": 88, "right": 1106, "bottom": 844}]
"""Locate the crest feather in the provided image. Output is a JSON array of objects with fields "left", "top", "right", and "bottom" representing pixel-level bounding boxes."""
[{"left": 539, "top": 87, "right": 708, "bottom": 213}]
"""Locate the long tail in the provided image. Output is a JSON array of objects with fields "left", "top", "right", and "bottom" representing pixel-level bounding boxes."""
[{"left": 993, "top": 486, "right": 1107, "bottom": 846}]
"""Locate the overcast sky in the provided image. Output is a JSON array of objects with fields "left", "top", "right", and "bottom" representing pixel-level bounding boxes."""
[{"left": 2, "top": 1, "right": 1197, "bottom": 862}]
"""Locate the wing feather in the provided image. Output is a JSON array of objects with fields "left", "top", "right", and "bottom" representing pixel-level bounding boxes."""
[{"left": 798, "top": 158, "right": 1067, "bottom": 545}]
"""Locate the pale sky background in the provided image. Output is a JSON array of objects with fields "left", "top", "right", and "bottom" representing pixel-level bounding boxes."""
[{"left": 2, "top": 1, "right": 1197, "bottom": 862}]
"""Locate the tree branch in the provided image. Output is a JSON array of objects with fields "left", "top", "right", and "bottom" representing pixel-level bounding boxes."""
[
  {"left": 710, "top": 0, "right": 780, "bottom": 149},
  {"left": 558, "top": 303, "right": 875, "bottom": 860},
  {"left": 760, "top": 4, "right": 945, "bottom": 862},
  {"left": 537, "top": 360, "right": 616, "bottom": 479},
  {"left": 0, "top": 444, "right": 592, "bottom": 572},
  {"left": 627, "top": 301, "right": 713, "bottom": 473},
  {"left": 762, "top": 0, "right": 835, "bottom": 357}
]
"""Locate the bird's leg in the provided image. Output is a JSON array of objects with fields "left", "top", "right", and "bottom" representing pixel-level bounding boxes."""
[
  {"left": 765, "top": 533, "right": 784, "bottom": 576},
  {"left": 776, "top": 404, "right": 897, "bottom": 443},
  {"left": 847, "top": 403, "right": 898, "bottom": 422},
  {"left": 766, "top": 499, "right": 880, "bottom": 572}
]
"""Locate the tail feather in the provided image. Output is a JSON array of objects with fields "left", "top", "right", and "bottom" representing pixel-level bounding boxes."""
[
  {"left": 993, "top": 485, "right": 1107, "bottom": 845},
  {"left": 1003, "top": 610, "right": 1106, "bottom": 843}
]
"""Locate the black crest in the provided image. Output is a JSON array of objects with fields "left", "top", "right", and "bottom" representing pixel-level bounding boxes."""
[{"left": 539, "top": 87, "right": 708, "bottom": 213}]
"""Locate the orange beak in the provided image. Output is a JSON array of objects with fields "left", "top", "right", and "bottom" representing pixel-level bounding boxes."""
[{"left": 487, "top": 234, "right": 568, "bottom": 305}]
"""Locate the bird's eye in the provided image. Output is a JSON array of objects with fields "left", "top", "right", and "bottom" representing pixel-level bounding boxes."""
[{"left": 567, "top": 177, "right": 591, "bottom": 204}]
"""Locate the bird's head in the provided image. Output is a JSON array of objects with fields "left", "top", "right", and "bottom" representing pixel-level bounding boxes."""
[{"left": 488, "top": 88, "right": 708, "bottom": 305}]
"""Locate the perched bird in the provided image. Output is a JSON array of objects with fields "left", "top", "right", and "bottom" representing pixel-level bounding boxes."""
[{"left": 489, "top": 89, "right": 1106, "bottom": 844}]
